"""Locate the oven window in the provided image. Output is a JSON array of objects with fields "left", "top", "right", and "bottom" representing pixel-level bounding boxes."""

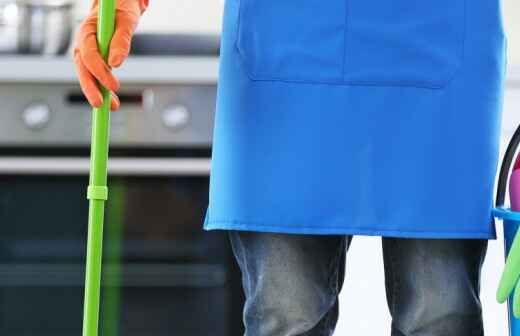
[{"left": 0, "top": 175, "right": 243, "bottom": 335}]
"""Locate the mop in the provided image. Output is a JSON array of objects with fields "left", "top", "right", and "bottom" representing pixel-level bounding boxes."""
[
  {"left": 495, "top": 123, "right": 520, "bottom": 336},
  {"left": 81, "top": 0, "right": 116, "bottom": 334}
]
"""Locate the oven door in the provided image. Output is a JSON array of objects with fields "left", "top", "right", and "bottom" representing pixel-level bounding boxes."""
[{"left": 0, "top": 156, "right": 243, "bottom": 336}]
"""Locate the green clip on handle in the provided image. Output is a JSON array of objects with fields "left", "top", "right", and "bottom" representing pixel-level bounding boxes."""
[{"left": 82, "top": 0, "right": 116, "bottom": 335}]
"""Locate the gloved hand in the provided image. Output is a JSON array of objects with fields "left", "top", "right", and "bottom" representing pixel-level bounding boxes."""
[
  {"left": 497, "top": 160, "right": 520, "bottom": 317},
  {"left": 73, "top": 0, "right": 149, "bottom": 111}
]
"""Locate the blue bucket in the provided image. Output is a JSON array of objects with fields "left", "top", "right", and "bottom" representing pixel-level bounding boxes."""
[
  {"left": 494, "top": 124, "right": 520, "bottom": 335},
  {"left": 494, "top": 207, "right": 520, "bottom": 336}
]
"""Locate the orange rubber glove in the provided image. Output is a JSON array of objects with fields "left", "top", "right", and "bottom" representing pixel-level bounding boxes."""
[{"left": 73, "top": 0, "right": 149, "bottom": 111}]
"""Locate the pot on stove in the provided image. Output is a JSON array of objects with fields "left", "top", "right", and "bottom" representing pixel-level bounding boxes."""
[{"left": 0, "top": 0, "right": 74, "bottom": 55}]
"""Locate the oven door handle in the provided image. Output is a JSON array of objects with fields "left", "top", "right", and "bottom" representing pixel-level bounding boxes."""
[{"left": 0, "top": 157, "right": 211, "bottom": 176}]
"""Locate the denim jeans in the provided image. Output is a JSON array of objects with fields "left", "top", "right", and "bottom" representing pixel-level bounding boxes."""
[{"left": 228, "top": 231, "right": 488, "bottom": 336}]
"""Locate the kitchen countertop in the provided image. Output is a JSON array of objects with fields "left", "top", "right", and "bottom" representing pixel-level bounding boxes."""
[
  {"left": 1, "top": 55, "right": 520, "bottom": 85},
  {"left": 0, "top": 56, "right": 219, "bottom": 84}
]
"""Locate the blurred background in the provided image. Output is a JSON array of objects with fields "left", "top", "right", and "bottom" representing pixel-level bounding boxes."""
[{"left": 0, "top": 0, "right": 519, "bottom": 334}]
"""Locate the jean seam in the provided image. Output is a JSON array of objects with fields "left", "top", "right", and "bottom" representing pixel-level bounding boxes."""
[
  {"left": 327, "top": 244, "right": 338, "bottom": 295},
  {"left": 230, "top": 232, "right": 253, "bottom": 331},
  {"left": 321, "top": 237, "right": 345, "bottom": 336},
  {"left": 389, "top": 239, "right": 399, "bottom": 319},
  {"left": 237, "top": 234, "right": 252, "bottom": 296},
  {"left": 329, "top": 238, "right": 345, "bottom": 296}
]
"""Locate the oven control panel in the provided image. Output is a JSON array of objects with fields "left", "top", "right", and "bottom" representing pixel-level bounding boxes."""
[
  {"left": 0, "top": 83, "right": 216, "bottom": 147},
  {"left": 162, "top": 104, "right": 191, "bottom": 131},
  {"left": 22, "top": 103, "right": 51, "bottom": 130}
]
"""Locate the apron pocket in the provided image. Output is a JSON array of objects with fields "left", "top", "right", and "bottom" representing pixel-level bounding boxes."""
[
  {"left": 344, "top": 0, "right": 466, "bottom": 88},
  {"left": 236, "top": 0, "right": 347, "bottom": 83}
]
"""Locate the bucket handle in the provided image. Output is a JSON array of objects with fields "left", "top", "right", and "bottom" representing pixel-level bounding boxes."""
[{"left": 496, "top": 124, "right": 520, "bottom": 207}]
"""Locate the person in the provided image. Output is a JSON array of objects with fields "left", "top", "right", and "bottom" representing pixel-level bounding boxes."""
[{"left": 73, "top": 0, "right": 508, "bottom": 335}]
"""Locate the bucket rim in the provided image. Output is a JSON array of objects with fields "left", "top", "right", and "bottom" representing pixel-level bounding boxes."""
[{"left": 493, "top": 206, "right": 520, "bottom": 221}]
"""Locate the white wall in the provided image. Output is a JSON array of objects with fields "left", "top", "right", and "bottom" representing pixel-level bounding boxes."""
[
  {"left": 503, "top": 0, "right": 520, "bottom": 64},
  {"left": 74, "top": 1, "right": 520, "bottom": 334},
  {"left": 75, "top": 0, "right": 224, "bottom": 33}
]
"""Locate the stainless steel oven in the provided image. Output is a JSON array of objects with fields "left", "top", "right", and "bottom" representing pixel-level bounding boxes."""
[{"left": 0, "top": 54, "right": 244, "bottom": 335}]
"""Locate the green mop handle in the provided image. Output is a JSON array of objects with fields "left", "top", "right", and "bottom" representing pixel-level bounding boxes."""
[{"left": 82, "top": 0, "right": 116, "bottom": 335}]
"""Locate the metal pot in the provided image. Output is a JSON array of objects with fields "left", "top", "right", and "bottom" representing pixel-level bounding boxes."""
[{"left": 0, "top": 0, "right": 74, "bottom": 55}]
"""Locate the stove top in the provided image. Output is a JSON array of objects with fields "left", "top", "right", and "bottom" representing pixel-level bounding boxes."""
[{"left": 0, "top": 55, "right": 219, "bottom": 84}]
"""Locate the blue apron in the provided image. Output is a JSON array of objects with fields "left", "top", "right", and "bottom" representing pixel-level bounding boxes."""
[{"left": 203, "top": 0, "right": 507, "bottom": 238}]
